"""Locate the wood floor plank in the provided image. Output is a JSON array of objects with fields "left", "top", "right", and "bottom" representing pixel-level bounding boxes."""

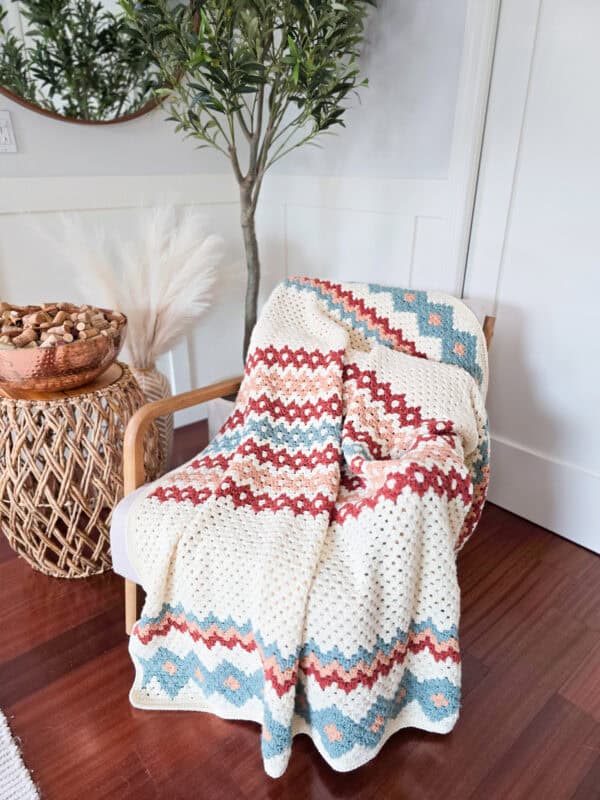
[
  {"left": 0, "top": 531, "right": 16, "bottom": 563},
  {"left": 169, "top": 419, "right": 209, "bottom": 469},
  {"left": 469, "top": 695, "right": 600, "bottom": 800},
  {"left": 459, "top": 556, "right": 561, "bottom": 654},
  {"left": 539, "top": 530, "right": 599, "bottom": 578},
  {"left": 458, "top": 506, "right": 552, "bottom": 592},
  {"left": 560, "top": 640, "right": 600, "bottom": 722},
  {"left": 464, "top": 566, "right": 574, "bottom": 665},
  {"left": 0, "top": 604, "right": 123, "bottom": 707},
  {"left": 8, "top": 646, "right": 233, "bottom": 800},
  {"left": 570, "top": 755, "right": 600, "bottom": 800},
  {"left": 373, "top": 663, "right": 548, "bottom": 800},
  {"left": 0, "top": 561, "right": 121, "bottom": 662},
  {"left": 553, "top": 559, "right": 600, "bottom": 632},
  {"left": 460, "top": 648, "right": 490, "bottom": 698}
]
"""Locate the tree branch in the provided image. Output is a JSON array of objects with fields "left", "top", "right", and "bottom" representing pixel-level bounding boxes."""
[
  {"left": 228, "top": 141, "right": 244, "bottom": 184},
  {"left": 249, "top": 83, "right": 265, "bottom": 175},
  {"left": 236, "top": 109, "right": 253, "bottom": 141}
]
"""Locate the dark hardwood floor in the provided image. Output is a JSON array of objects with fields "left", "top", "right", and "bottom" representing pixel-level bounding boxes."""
[{"left": 2, "top": 421, "right": 599, "bottom": 799}]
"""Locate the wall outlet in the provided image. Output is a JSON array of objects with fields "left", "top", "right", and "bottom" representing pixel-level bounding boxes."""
[{"left": 0, "top": 111, "right": 17, "bottom": 153}]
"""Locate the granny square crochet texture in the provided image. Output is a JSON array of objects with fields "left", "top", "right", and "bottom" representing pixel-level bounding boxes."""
[{"left": 127, "top": 277, "right": 490, "bottom": 777}]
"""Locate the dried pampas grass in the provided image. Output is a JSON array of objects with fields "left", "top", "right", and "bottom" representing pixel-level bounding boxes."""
[{"left": 58, "top": 206, "right": 222, "bottom": 368}]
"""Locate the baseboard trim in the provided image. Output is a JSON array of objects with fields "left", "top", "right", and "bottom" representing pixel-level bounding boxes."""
[{"left": 489, "top": 435, "right": 599, "bottom": 554}]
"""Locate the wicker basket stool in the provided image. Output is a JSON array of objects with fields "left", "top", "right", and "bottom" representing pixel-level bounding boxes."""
[{"left": 0, "top": 362, "right": 161, "bottom": 578}]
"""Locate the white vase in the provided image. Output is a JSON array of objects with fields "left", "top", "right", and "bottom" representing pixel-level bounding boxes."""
[{"left": 130, "top": 365, "right": 173, "bottom": 475}]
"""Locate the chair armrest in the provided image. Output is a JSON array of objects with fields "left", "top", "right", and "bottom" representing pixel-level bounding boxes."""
[
  {"left": 123, "top": 375, "right": 242, "bottom": 495},
  {"left": 483, "top": 316, "right": 496, "bottom": 350}
]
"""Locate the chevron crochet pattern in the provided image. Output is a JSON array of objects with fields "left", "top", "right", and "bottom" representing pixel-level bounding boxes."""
[{"left": 127, "top": 277, "right": 490, "bottom": 777}]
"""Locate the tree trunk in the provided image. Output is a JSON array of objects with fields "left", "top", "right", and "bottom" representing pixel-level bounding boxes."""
[{"left": 240, "top": 186, "right": 260, "bottom": 361}]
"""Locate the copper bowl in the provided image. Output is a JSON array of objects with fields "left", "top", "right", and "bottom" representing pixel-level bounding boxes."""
[{"left": 0, "top": 312, "right": 127, "bottom": 392}]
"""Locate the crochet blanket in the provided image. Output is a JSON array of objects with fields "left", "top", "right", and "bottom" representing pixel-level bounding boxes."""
[{"left": 127, "top": 278, "right": 490, "bottom": 777}]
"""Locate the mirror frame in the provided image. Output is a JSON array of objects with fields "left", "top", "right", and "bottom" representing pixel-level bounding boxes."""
[{"left": 0, "top": 82, "right": 160, "bottom": 125}]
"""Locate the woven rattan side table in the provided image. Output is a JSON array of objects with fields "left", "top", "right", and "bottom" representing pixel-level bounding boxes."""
[{"left": 0, "top": 362, "right": 161, "bottom": 578}]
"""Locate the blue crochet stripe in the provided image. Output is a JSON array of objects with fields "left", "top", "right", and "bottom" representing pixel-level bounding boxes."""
[
  {"left": 203, "top": 416, "right": 342, "bottom": 457},
  {"left": 470, "top": 422, "right": 490, "bottom": 485},
  {"left": 367, "top": 284, "right": 483, "bottom": 386},
  {"left": 294, "top": 671, "right": 459, "bottom": 758},
  {"left": 285, "top": 278, "right": 483, "bottom": 387},
  {"left": 135, "top": 647, "right": 459, "bottom": 760},
  {"left": 136, "top": 603, "right": 458, "bottom": 673},
  {"left": 138, "top": 604, "right": 299, "bottom": 670},
  {"left": 285, "top": 277, "right": 396, "bottom": 352}
]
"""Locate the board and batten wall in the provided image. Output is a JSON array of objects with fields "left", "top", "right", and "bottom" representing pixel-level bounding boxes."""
[
  {"left": 0, "top": 1, "right": 499, "bottom": 429},
  {"left": 465, "top": 0, "right": 600, "bottom": 553}
]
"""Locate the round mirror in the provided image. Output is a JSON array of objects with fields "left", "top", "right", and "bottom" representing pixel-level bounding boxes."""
[{"left": 0, "top": 0, "right": 162, "bottom": 124}]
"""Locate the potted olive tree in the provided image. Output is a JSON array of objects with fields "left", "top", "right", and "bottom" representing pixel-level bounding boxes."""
[{"left": 122, "top": 0, "right": 374, "bottom": 358}]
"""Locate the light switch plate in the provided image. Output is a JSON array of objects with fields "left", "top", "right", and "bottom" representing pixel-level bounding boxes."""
[{"left": 0, "top": 111, "right": 17, "bottom": 153}]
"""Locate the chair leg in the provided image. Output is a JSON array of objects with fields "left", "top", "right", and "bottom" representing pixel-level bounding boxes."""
[{"left": 125, "top": 579, "right": 138, "bottom": 635}]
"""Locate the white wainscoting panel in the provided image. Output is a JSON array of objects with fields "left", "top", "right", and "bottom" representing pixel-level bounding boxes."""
[
  {"left": 285, "top": 205, "right": 415, "bottom": 286},
  {"left": 411, "top": 217, "right": 452, "bottom": 292}
]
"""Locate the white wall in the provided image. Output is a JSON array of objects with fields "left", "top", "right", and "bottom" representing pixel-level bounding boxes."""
[
  {"left": 1, "top": 100, "right": 225, "bottom": 178},
  {"left": 272, "top": 0, "right": 467, "bottom": 179},
  {"left": 0, "top": 1, "right": 497, "bottom": 425},
  {"left": 464, "top": 0, "right": 600, "bottom": 552},
  {"left": 2, "top": 0, "right": 466, "bottom": 180}
]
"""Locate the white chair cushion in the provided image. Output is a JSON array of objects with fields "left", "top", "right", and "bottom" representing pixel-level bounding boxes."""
[{"left": 110, "top": 486, "right": 146, "bottom": 583}]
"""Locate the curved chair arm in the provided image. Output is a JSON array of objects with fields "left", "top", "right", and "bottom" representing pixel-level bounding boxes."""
[{"left": 123, "top": 375, "right": 243, "bottom": 496}]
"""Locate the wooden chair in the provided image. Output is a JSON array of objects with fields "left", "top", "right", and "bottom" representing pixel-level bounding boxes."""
[{"left": 121, "top": 315, "right": 496, "bottom": 634}]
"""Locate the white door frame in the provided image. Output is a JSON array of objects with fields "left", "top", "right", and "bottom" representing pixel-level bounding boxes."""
[
  {"left": 463, "top": 0, "right": 543, "bottom": 309},
  {"left": 447, "top": 0, "right": 502, "bottom": 297}
]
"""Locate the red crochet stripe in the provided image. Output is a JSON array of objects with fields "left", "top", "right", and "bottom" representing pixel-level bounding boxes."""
[
  {"left": 295, "top": 278, "right": 427, "bottom": 357},
  {"left": 135, "top": 616, "right": 258, "bottom": 654},
  {"left": 221, "top": 392, "right": 342, "bottom": 432},
  {"left": 245, "top": 345, "right": 344, "bottom": 373},
  {"left": 455, "top": 473, "right": 488, "bottom": 551},
  {"left": 190, "top": 442, "right": 340, "bottom": 472},
  {"left": 150, "top": 479, "right": 335, "bottom": 517},
  {"left": 151, "top": 485, "right": 213, "bottom": 505},
  {"left": 344, "top": 366, "right": 457, "bottom": 438},
  {"left": 190, "top": 452, "right": 235, "bottom": 471},
  {"left": 151, "top": 461, "right": 470, "bottom": 517},
  {"left": 332, "top": 463, "right": 472, "bottom": 523},
  {"left": 341, "top": 421, "right": 456, "bottom": 463},
  {"left": 215, "top": 480, "right": 334, "bottom": 517},
  {"left": 340, "top": 471, "right": 366, "bottom": 492},
  {"left": 234, "top": 440, "right": 340, "bottom": 469},
  {"left": 300, "top": 637, "right": 461, "bottom": 692}
]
